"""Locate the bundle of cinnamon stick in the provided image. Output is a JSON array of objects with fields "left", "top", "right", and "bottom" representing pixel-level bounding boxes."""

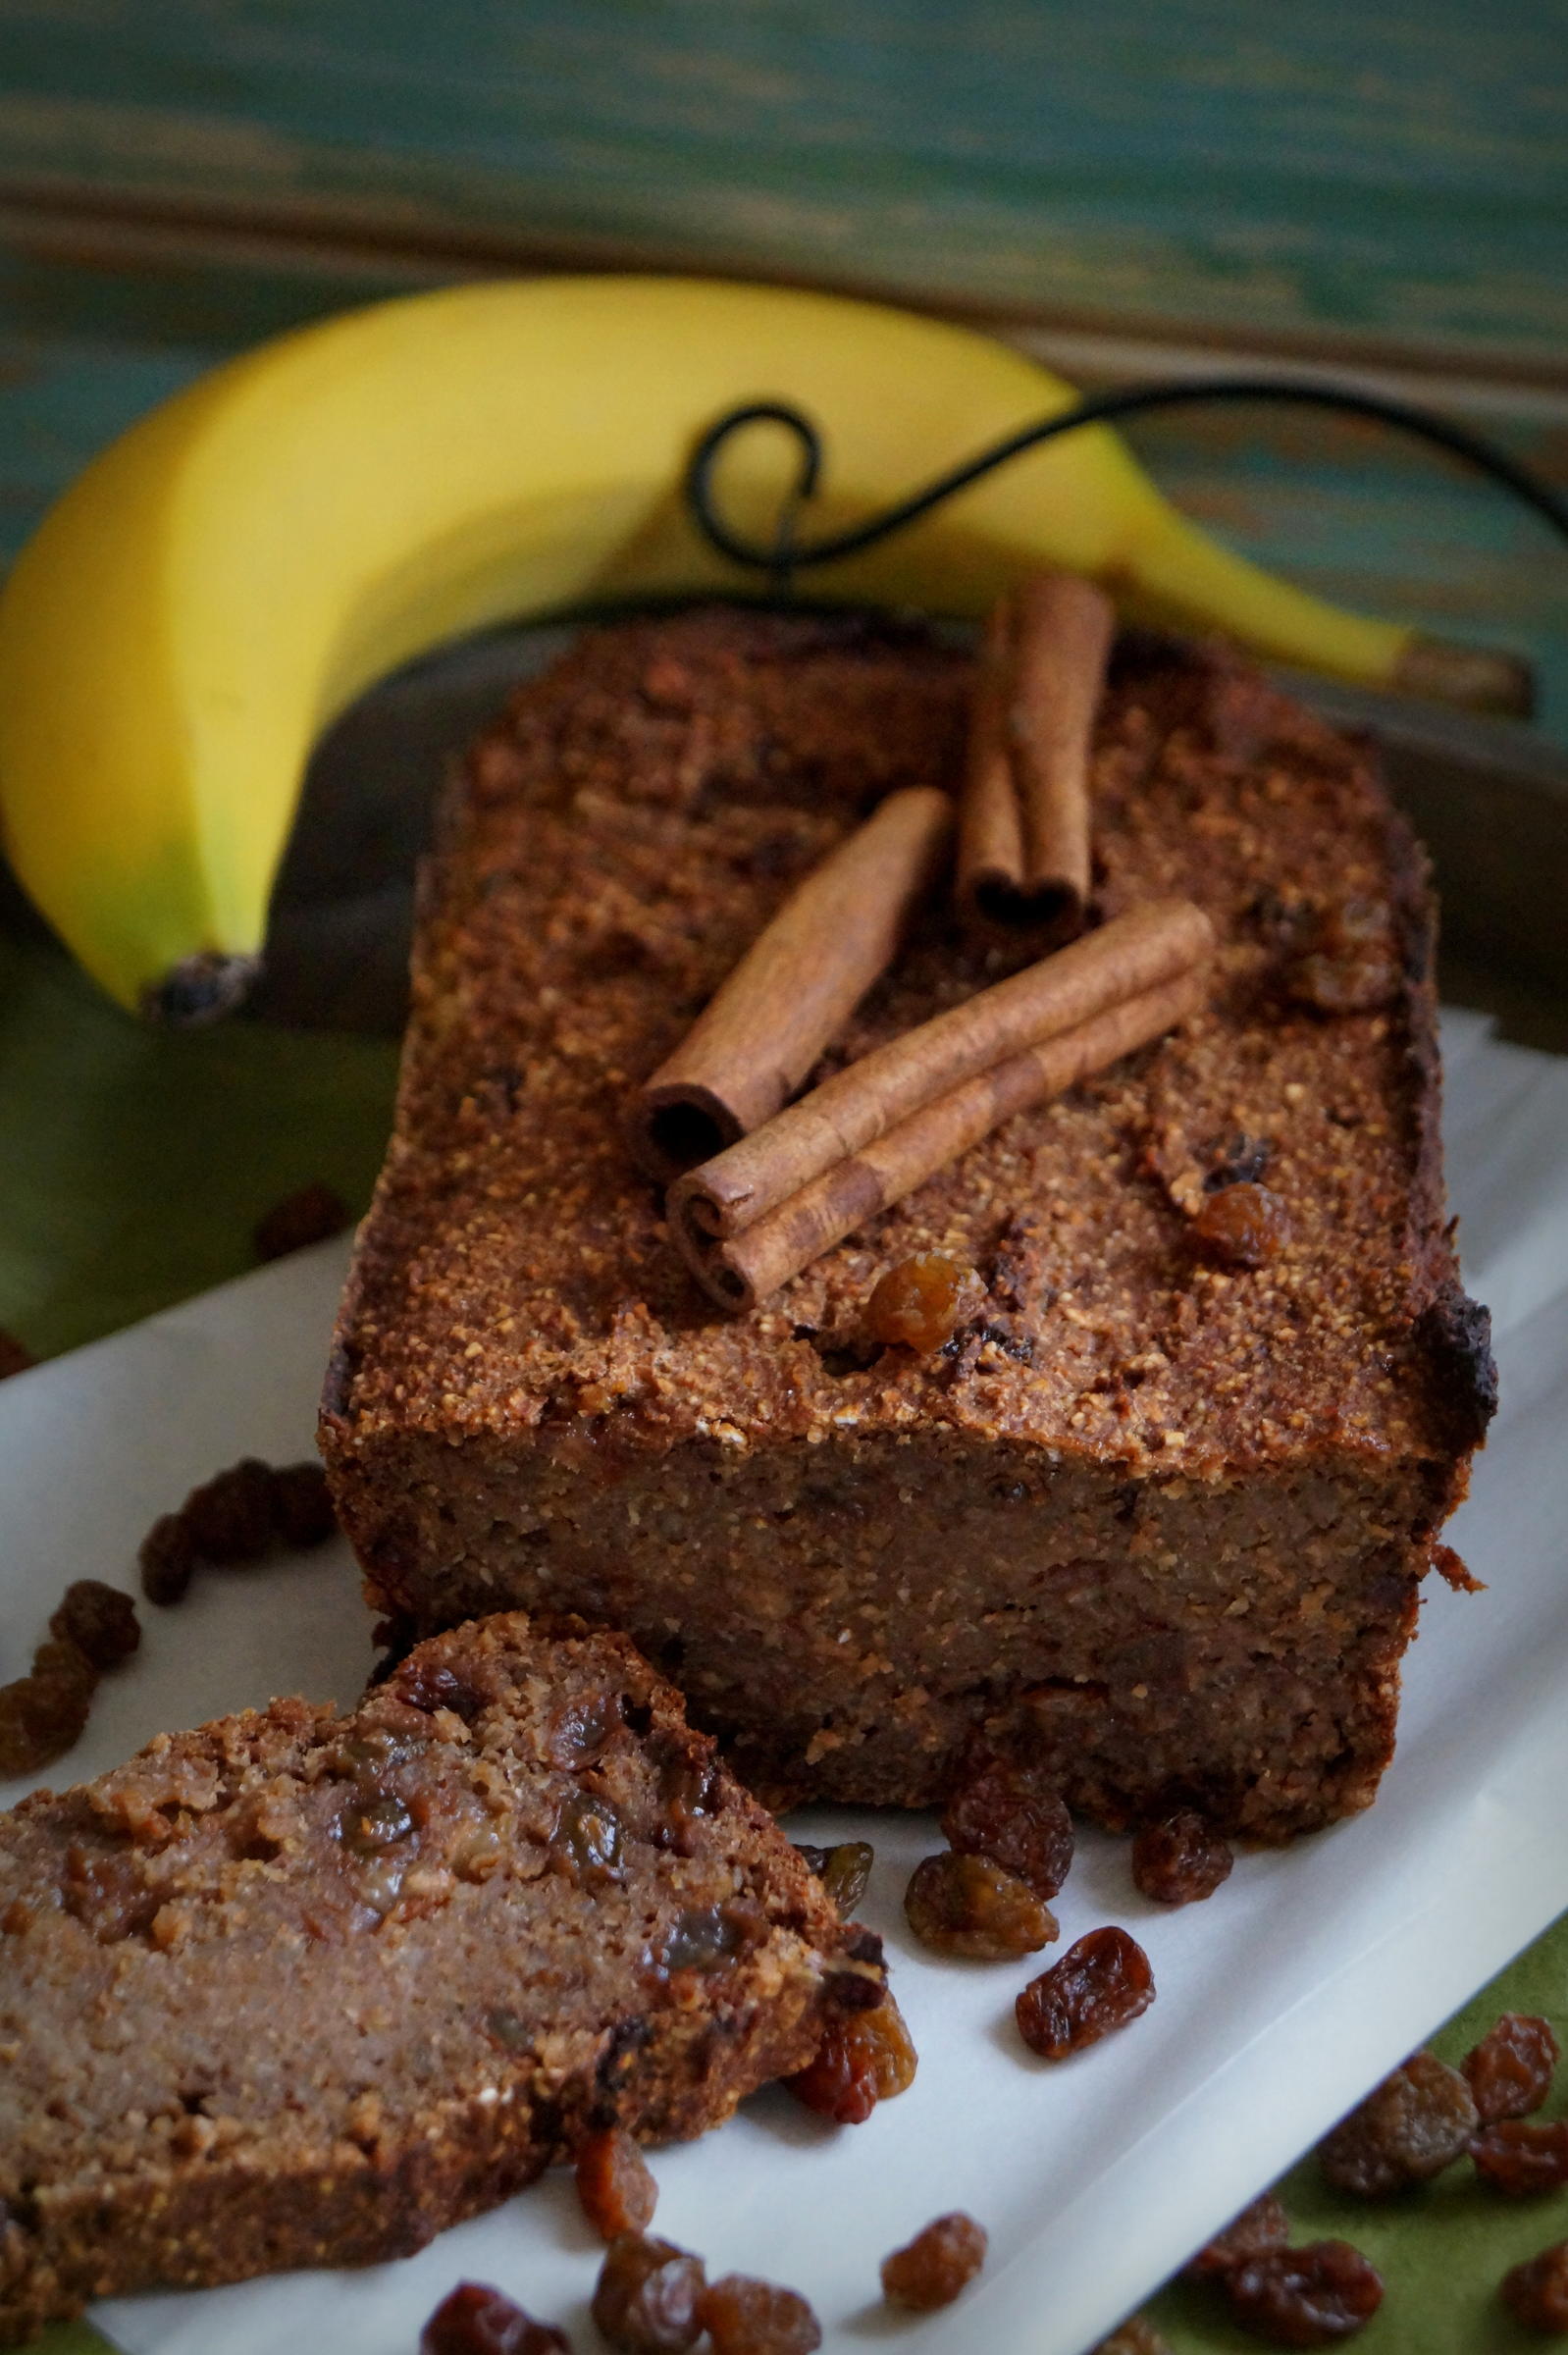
[{"left": 625, "top": 571, "right": 1218, "bottom": 1315}]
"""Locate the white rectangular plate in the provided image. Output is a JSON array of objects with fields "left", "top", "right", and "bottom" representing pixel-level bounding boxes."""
[{"left": 3, "top": 1009, "right": 1567, "bottom": 2355}]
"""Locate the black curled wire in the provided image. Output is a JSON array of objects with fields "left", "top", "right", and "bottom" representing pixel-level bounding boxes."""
[{"left": 683, "top": 376, "right": 1568, "bottom": 594}]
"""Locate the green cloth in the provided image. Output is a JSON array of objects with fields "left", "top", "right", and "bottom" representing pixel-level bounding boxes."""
[
  {"left": 3, "top": 916, "right": 1564, "bottom": 2353},
  {"left": 0, "top": 926, "right": 397, "bottom": 1359},
  {"left": 1150, "top": 1917, "right": 1568, "bottom": 2352}
]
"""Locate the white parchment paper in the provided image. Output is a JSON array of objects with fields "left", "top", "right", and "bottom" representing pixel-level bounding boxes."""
[{"left": 2, "top": 1010, "right": 1566, "bottom": 2355}]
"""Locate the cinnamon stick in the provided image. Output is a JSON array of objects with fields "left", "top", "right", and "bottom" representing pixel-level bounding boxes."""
[
  {"left": 958, "top": 572, "right": 1116, "bottom": 942},
  {"left": 625, "top": 785, "right": 953, "bottom": 1181},
  {"left": 677, "top": 968, "right": 1208, "bottom": 1314},
  {"left": 670, "top": 897, "right": 1215, "bottom": 1252}
]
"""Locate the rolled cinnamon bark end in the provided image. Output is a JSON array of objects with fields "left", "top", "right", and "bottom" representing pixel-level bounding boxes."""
[
  {"left": 670, "top": 896, "right": 1216, "bottom": 1251},
  {"left": 625, "top": 784, "right": 954, "bottom": 1180},
  {"left": 958, "top": 572, "right": 1116, "bottom": 944},
  {"left": 680, "top": 967, "right": 1208, "bottom": 1315},
  {"left": 1390, "top": 634, "right": 1536, "bottom": 720}
]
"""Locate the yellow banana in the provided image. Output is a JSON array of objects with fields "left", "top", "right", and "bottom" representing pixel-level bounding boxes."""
[{"left": 0, "top": 275, "right": 1522, "bottom": 1018}]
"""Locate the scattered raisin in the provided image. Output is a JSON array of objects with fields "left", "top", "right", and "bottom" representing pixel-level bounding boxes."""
[
  {"left": 592, "top": 2231, "right": 706, "bottom": 2352},
  {"left": 253, "top": 1180, "right": 349, "bottom": 1262},
  {"left": 138, "top": 1513, "right": 196, "bottom": 1605},
  {"left": 576, "top": 2129, "right": 656, "bottom": 2241},
  {"left": 862, "top": 1254, "right": 982, "bottom": 1353},
  {"left": 1500, "top": 2241, "right": 1568, "bottom": 2331},
  {"left": 794, "top": 1840, "right": 873, "bottom": 1917},
  {"left": 0, "top": 1636, "right": 98, "bottom": 1777},
  {"left": 784, "top": 1991, "right": 917, "bottom": 2122},
  {"left": 940, "top": 1749, "right": 1073, "bottom": 1898},
  {"left": 553, "top": 1790, "right": 625, "bottom": 1884},
  {"left": 1131, "top": 1810, "right": 1233, "bottom": 1907},
  {"left": 1016, "top": 1926, "right": 1154, "bottom": 2061},
  {"left": 0, "top": 1328, "right": 35, "bottom": 1380},
  {"left": 1225, "top": 2242, "right": 1384, "bottom": 2345},
  {"left": 420, "top": 2280, "right": 570, "bottom": 2353},
  {"left": 1183, "top": 2193, "right": 1291, "bottom": 2280},
  {"left": 700, "top": 2273, "right": 822, "bottom": 2354},
  {"left": 880, "top": 2213, "right": 987, "bottom": 2311},
  {"left": 1317, "top": 2051, "right": 1478, "bottom": 2194},
  {"left": 398, "top": 1658, "right": 485, "bottom": 1720},
  {"left": 271, "top": 1461, "right": 339, "bottom": 1547},
  {"left": 183, "top": 1457, "right": 278, "bottom": 1561},
  {"left": 1092, "top": 2321, "right": 1172, "bottom": 2355},
  {"left": 1463, "top": 2013, "right": 1560, "bottom": 2124},
  {"left": 1188, "top": 1182, "right": 1289, "bottom": 1270},
  {"left": 1472, "top": 2120, "right": 1568, "bottom": 2195},
  {"left": 48, "top": 1581, "right": 140, "bottom": 1672},
  {"left": 904, "top": 1850, "right": 1057, "bottom": 1961}
]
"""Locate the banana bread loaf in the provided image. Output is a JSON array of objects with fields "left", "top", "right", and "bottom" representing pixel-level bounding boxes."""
[
  {"left": 0, "top": 1610, "right": 877, "bottom": 2342},
  {"left": 321, "top": 607, "right": 1494, "bottom": 1836}
]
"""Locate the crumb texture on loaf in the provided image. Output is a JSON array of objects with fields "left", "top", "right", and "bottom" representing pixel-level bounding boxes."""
[
  {"left": 321, "top": 609, "right": 1493, "bottom": 1834},
  {"left": 0, "top": 1611, "right": 868, "bottom": 2342}
]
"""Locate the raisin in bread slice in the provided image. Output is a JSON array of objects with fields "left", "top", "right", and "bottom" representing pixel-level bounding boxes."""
[{"left": 0, "top": 1611, "right": 880, "bottom": 2342}]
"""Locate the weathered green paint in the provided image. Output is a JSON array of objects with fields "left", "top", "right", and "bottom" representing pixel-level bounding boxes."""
[{"left": 1, "top": 0, "right": 1566, "bottom": 367}]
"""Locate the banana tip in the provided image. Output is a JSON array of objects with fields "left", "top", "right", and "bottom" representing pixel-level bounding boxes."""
[
  {"left": 1392, "top": 635, "right": 1536, "bottom": 721},
  {"left": 141, "top": 951, "right": 262, "bottom": 1026}
]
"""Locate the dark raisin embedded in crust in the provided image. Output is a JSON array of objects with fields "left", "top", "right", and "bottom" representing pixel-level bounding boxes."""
[
  {"left": 1472, "top": 2120, "right": 1568, "bottom": 2195},
  {"left": 1188, "top": 1182, "right": 1290, "bottom": 1270},
  {"left": 862, "top": 1254, "right": 983, "bottom": 1353},
  {"left": 1183, "top": 2193, "right": 1290, "bottom": 2280},
  {"left": 254, "top": 1180, "right": 349, "bottom": 1262},
  {"left": 940, "top": 1748, "right": 1073, "bottom": 1898},
  {"left": 592, "top": 2231, "right": 706, "bottom": 2352},
  {"left": 1500, "top": 2241, "right": 1568, "bottom": 2331},
  {"left": 699, "top": 2273, "right": 822, "bottom": 2354},
  {"left": 548, "top": 1693, "right": 619, "bottom": 1770},
  {"left": 794, "top": 1840, "right": 873, "bottom": 1917},
  {"left": 552, "top": 1790, "right": 626, "bottom": 1886},
  {"left": 49, "top": 1581, "right": 140, "bottom": 1672},
  {"left": 1225, "top": 2242, "right": 1384, "bottom": 2345},
  {"left": 1317, "top": 2051, "right": 1478, "bottom": 2194},
  {"left": 1016, "top": 1926, "right": 1155, "bottom": 2061},
  {"left": 1203, "top": 1132, "right": 1272, "bottom": 1190},
  {"left": 271, "top": 1461, "right": 339, "bottom": 1548},
  {"left": 1131, "top": 1810, "right": 1233, "bottom": 1907},
  {"left": 576, "top": 2128, "right": 657, "bottom": 2241},
  {"left": 904, "top": 1850, "right": 1057, "bottom": 1961},
  {"left": 880, "top": 2213, "right": 988, "bottom": 2311},
  {"left": 420, "top": 2279, "right": 570, "bottom": 2353},
  {"left": 784, "top": 1991, "right": 916, "bottom": 2123},
  {"left": 138, "top": 1512, "right": 196, "bottom": 1605},
  {"left": 647, "top": 1905, "right": 756, "bottom": 1978},
  {"left": 1285, "top": 900, "right": 1400, "bottom": 1018},
  {"left": 1463, "top": 2014, "right": 1560, "bottom": 2124}
]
